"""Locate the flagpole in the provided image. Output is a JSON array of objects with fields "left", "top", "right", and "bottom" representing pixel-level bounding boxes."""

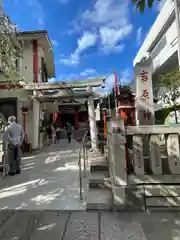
[
  {"left": 114, "top": 84, "right": 118, "bottom": 116},
  {"left": 113, "top": 70, "right": 119, "bottom": 117},
  {"left": 107, "top": 91, "right": 111, "bottom": 117}
]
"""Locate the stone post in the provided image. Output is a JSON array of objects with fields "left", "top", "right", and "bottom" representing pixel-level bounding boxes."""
[
  {"left": 109, "top": 118, "right": 127, "bottom": 208},
  {"left": 32, "top": 91, "right": 40, "bottom": 150},
  {"left": 87, "top": 87, "right": 98, "bottom": 149},
  {"left": 134, "top": 57, "right": 156, "bottom": 174},
  {"left": 134, "top": 57, "right": 154, "bottom": 126}
]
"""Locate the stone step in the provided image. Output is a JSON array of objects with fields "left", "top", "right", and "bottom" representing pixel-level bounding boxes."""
[
  {"left": 90, "top": 164, "right": 109, "bottom": 173},
  {"left": 89, "top": 171, "right": 111, "bottom": 189},
  {"left": 86, "top": 188, "right": 113, "bottom": 210},
  {"left": 89, "top": 152, "right": 104, "bottom": 159},
  {"left": 90, "top": 157, "right": 108, "bottom": 166},
  {"left": 90, "top": 155, "right": 106, "bottom": 161}
]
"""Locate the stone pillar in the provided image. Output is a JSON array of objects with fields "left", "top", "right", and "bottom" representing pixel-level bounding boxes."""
[
  {"left": 134, "top": 57, "right": 154, "bottom": 125},
  {"left": 95, "top": 102, "right": 101, "bottom": 121},
  {"left": 87, "top": 87, "right": 98, "bottom": 149},
  {"left": 167, "top": 134, "right": 180, "bottom": 174},
  {"left": 32, "top": 91, "right": 40, "bottom": 150},
  {"left": 109, "top": 118, "right": 127, "bottom": 208},
  {"left": 134, "top": 57, "right": 155, "bottom": 173}
]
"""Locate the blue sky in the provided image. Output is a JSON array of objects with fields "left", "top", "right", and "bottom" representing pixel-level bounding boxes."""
[{"left": 3, "top": 0, "right": 162, "bottom": 90}]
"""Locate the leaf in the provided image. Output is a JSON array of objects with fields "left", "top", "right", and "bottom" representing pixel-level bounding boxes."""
[
  {"left": 136, "top": 0, "right": 146, "bottom": 13},
  {"left": 148, "top": 0, "right": 155, "bottom": 8}
]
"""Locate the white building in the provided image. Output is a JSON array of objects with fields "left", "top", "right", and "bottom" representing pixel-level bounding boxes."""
[{"left": 133, "top": 0, "right": 178, "bottom": 88}]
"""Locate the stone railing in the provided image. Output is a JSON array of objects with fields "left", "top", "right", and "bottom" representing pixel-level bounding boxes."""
[
  {"left": 107, "top": 121, "right": 180, "bottom": 209},
  {"left": 126, "top": 124, "right": 180, "bottom": 175}
]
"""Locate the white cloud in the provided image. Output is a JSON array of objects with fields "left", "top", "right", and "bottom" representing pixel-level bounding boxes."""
[
  {"left": 60, "top": 53, "right": 80, "bottom": 66},
  {"left": 81, "top": 0, "right": 130, "bottom": 29},
  {"left": 100, "top": 25, "right": 132, "bottom": 53},
  {"left": 104, "top": 73, "right": 115, "bottom": 92},
  {"left": 119, "top": 68, "right": 132, "bottom": 84},
  {"left": 51, "top": 39, "right": 59, "bottom": 47},
  {"left": 101, "top": 69, "right": 132, "bottom": 93},
  {"left": 80, "top": 68, "right": 97, "bottom": 76},
  {"left": 60, "top": 32, "right": 97, "bottom": 66},
  {"left": 67, "top": 0, "right": 132, "bottom": 57},
  {"left": 101, "top": 44, "right": 124, "bottom": 55},
  {"left": 27, "top": 0, "right": 46, "bottom": 27},
  {"left": 136, "top": 27, "right": 142, "bottom": 46},
  {"left": 77, "top": 32, "right": 97, "bottom": 52},
  {"left": 55, "top": 68, "right": 98, "bottom": 81}
]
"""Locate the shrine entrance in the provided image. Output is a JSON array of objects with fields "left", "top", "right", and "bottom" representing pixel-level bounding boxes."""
[{"left": 25, "top": 76, "right": 105, "bottom": 150}]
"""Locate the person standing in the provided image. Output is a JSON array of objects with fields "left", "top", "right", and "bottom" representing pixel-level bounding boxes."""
[
  {"left": 3, "top": 116, "right": 24, "bottom": 176},
  {"left": 46, "top": 122, "right": 54, "bottom": 145},
  {"left": 65, "top": 121, "right": 72, "bottom": 144},
  {"left": 55, "top": 124, "right": 61, "bottom": 144}
]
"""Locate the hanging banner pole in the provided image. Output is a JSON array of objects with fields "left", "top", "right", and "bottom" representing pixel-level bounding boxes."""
[{"left": 113, "top": 71, "right": 120, "bottom": 116}]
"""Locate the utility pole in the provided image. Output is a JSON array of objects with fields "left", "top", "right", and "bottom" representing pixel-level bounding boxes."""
[{"left": 174, "top": 0, "right": 180, "bottom": 68}]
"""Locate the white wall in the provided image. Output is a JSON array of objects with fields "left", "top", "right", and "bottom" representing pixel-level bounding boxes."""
[
  {"left": 152, "top": 20, "right": 177, "bottom": 71},
  {"left": 22, "top": 41, "right": 34, "bottom": 84},
  {"left": 133, "top": 0, "right": 175, "bottom": 66}
]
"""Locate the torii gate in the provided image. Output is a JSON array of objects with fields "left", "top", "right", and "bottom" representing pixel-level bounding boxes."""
[{"left": 24, "top": 76, "right": 105, "bottom": 150}]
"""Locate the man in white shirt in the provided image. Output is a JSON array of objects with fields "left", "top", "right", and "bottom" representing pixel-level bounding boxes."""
[{"left": 3, "top": 116, "right": 24, "bottom": 176}]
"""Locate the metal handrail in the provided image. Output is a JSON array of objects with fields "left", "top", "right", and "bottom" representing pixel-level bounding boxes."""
[{"left": 78, "top": 130, "right": 89, "bottom": 200}]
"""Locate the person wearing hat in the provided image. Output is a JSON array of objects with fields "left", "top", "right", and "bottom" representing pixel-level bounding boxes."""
[{"left": 3, "top": 116, "right": 24, "bottom": 176}]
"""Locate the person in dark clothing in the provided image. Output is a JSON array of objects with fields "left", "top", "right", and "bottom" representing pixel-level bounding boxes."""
[
  {"left": 3, "top": 116, "right": 24, "bottom": 176},
  {"left": 46, "top": 123, "right": 53, "bottom": 145},
  {"left": 65, "top": 121, "right": 72, "bottom": 143},
  {"left": 55, "top": 125, "right": 61, "bottom": 144}
]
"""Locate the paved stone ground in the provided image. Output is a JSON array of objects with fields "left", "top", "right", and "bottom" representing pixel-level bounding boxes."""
[
  {"left": 0, "top": 211, "right": 179, "bottom": 239},
  {"left": 0, "top": 139, "right": 87, "bottom": 210}
]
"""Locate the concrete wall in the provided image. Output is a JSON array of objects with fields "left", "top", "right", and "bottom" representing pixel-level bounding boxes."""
[
  {"left": 133, "top": 0, "right": 176, "bottom": 72},
  {"left": 151, "top": 20, "right": 177, "bottom": 71},
  {"left": 22, "top": 41, "right": 34, "bottom": 83}
]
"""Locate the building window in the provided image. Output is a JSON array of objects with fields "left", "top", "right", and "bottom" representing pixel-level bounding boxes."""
[{"left": 150, "top": 35, "right": 167, "bottom": 59}]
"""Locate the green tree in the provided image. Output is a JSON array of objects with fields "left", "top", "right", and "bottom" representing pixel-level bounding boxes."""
[
  {"left": 0, "top": 10, "right": 24, "bottom": 86},
  {"left": 132, "top": 0, "right": 161, "bottom": 13},
  {"left": 158, "top": 68, "right": 180, "bottom": 124}
]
